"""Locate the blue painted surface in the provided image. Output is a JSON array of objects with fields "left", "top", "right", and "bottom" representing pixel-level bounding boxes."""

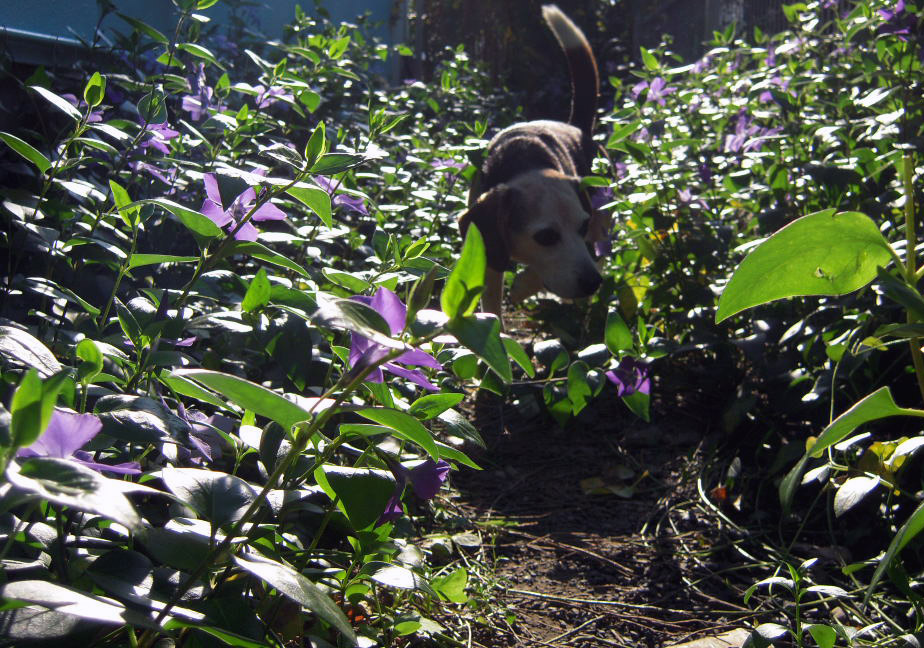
[{"left": 0, "top": 0, "right": 393, "bottom": 46}]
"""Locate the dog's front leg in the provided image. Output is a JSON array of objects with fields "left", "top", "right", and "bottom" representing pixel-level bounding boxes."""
[
  {"left": 481, "top": 267, "right": 505, "bottom": 329},
  {"left": 509, "top": 267, "right": 544, "bottom": 304}
]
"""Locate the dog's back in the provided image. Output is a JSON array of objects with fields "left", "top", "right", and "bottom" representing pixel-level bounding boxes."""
[{"left": 475, "top": 5, "right": 599, "bottom": 198}]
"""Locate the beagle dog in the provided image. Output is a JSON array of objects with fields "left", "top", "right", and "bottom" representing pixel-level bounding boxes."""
[{"left": 459, "top": 5, "right": 604, "bottom": 326}]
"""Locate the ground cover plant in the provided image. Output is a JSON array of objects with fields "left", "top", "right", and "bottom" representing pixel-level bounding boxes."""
[{"left": 1, "top": 0, "right": 924, "bottom": 646}]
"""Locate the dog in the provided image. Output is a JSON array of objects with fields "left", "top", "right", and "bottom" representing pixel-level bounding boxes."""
[{"left": 459, "top": 4, "right": 605, "bottom": 327}]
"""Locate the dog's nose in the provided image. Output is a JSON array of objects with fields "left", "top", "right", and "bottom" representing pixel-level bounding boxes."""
[{"left": 579, "top": 270, "right": 602, "bottom": 296}]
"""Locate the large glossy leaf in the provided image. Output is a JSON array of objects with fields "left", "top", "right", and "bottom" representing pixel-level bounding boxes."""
[
  {"left": 0, "top": 326, "right": 62, "bottom": 377},
  {"left": 716, "top": 210, "right": 894, "bottom": 322},
  {"left": 0, "top": 580, "right": 156, "bottom": 629},
  {"left": 286, "top": 184, "right": 332, "bottom": 228},
  {"left": 173, "top": 369, "right": 312, "bottom": 432},
  {"left": 356, "top": 407, "right": 439, "bottom": 458},
  {"left": 161, "top": 466, "right": 257, "bottom": 527},
  {"left": 140, "top": 198, "right": 224, "bottom": 239},
  {"left": 866, "top": 498, "right": 924, "bottom": 605},
  {"left": 220, "top": 241, "right": 309, "bottom": 277},
  {"left": 779, "top": 387, "right": 924, "bottom": 514},
  {"left": 0, "top": 131, "right": 51, "bottom": 174},
  {"left": 446, "top": 314, "right": 511, "bottom": 384},
  {"left": 6, "top": 458, "right": 142, "bottom": 531},
  {"left": 315, "top": 465, "right": 395, "bottom": 531},
  {"left": 234, "top": 554, "right": 357, "bottom": 645},
  {"left": 441, "top": 225, "right": 486, "bottom": 320},
  {"left": 94, "top": 395, "right": 191, "bottom": 444}
]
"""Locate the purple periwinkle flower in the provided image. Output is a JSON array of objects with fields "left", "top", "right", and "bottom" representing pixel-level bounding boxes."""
[
  {"left": 181, "top": 63, "right": 215, "bottom": 121},
  {"left": 723, "top": 110, "right": 781, "bottom": 153},
  {"left": 61, "top": 93, "right": 103, "bottom": 123},
  {"left": 879, "top": 0, "right": 917, "bottom": 40},
  {"left": 430, "top": 158, "right": 466, "bottom": 173},
  {"left": 200, "top": 172, "right": 287, "bottom": 241},
  {"left": 349, "top": 287, "right": 442, "bottom": 391},
  {"left": 379, "top": 458, "right": 451, "bottom": 524},
  {"left": 313, "top": 175, "right": 368, "bottom": 216},
  {"left": 16, "top": 409, "right": 141, "bottom": 475},
  {"left": 140, "top": 121, "right": 179, "bottom": 155},
  {"left": 253, "top": 84, "right": 294, "bottom": 109},
  {"left": 631, "top": 77, "right": 676, "bottom": 106},
  {"left": 605, "top": 357, "right": 651, "bottom": 398}
]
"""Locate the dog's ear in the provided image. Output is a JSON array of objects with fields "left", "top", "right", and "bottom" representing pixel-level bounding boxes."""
[{"left": 459, "top": 184, "right": 512, "bottom": 272}]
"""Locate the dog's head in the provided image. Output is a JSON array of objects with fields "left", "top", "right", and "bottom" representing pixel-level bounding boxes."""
[{"left": 459, "top": 169, "right": 604, "bottom": 299}]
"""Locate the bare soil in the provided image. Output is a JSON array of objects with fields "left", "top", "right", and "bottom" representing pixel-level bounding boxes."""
[{"left": 451, "top": 366, "right": 755, "bottom": 647}]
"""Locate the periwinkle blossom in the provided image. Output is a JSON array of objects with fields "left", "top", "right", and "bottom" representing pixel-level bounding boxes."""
[
  {"left": 140, "top": 121, "right": 179, "bottom": 155},
  {"left": 723, "top": 110, "right": 781, "bottom": 154},
  {"left": 313, "top": 175, "right": 368, "bottom": 215},
  {"left": 181, "top": 63, "right": 215, "bottom": 121},
  {"left": 379, "top": 458, "right": 451, "bottom": 524},
  {"left": 631, "top": 77, "right": 676, "bottom": 106},
  {"left": 200, "top": 172, "right": 287, "bottom": 241},
  {"left": 61, "top": 93, "right": 103, "bottom": 123},
  {"left": 605, "top": 357, "right": 650, "bottom": 398},
  {"left": 128, "top": 160, "right": 178, "bottom": 188},
  {"left": 16, "top": 409, "right": 140, "bottom": 475},
  {"left": 253, "top": 85, "right": 294, "bottom": 109},
  {"left": 349, "top": 287, "right": 442, "bottom": 391},
  {"left": 430, "top": 158, "right": 466, "bottom": 173},
  {"left": 759, "top": 75, "right": 793, "bottom": 105},
  {"left": 879, "top": 0, "right": 921, "bottom": 44}
]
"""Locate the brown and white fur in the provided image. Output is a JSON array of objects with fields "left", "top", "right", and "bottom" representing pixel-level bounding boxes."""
[{"left": 459, "top": 5, "right": 605, "bottom": 326}]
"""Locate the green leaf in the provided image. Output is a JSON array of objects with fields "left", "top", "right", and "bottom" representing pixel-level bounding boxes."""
[
  {"left": 357, "top": 407, "right": 439, "bottom": 458},
  {"left": 286, "top": 183, "right": 332, "bottom": 228},
  {"left": 76, "top": 339, "right": 103, "bottom": 384},
  {"left": 779, "top": 387, "right": 924, "bottom": 514},
  {"left": 442, "top": 225, "right": 486, "bottom": 320},
  {"left": 605, "top": 310, "right": 633, "bottom": 354},
  {"left": 126, "top": 253, "right": 200, "bottom": 271},
  {"left": 322, "top": 268, "right": 372, "bottom": 293},
  {"left": 315, "top": 465, "right": 396, "bottom": 531},
  {"left": 161, "top": 466, "right": 256, "bottom": 527},
  {"left": 6, "top": 457, "right": 142, "bottom": 531},
  {"left": 173, "top": 369, "right": 312, "bottom": 432},
  {"left": 222, "top": 241, "right": 309, "bottom": 277},
  {"left": 328, "top": 35, "right": 351, "bottom": 60},
  {"left": 447, "top": 315, "right": 510, "bottom": 384},
  {"left": 242, "top": 268, "right": 271, "bottom": 312},
  {"left": 866, "top": 498, "right": 924, "bottom": 605},
  {"left": 234, "top": 554, "right": 358, "bottom": 645},
  {"left": 364, "top": 562, "right": 435, "bottom": 594},
  {"left": 177, "top": 42, "right": 221, "bottom": 68},
  {"left": 30, "top": 85, "right": 82, "bottom": 120},
  {"left": 408, "top": 393, "right": 465, "bottom": 420},
  {"left": 622, "top": 389, "right": 650, "bottom": 422},
  {"left": 716, "top": 210, "right": 895, "bottom": 322},
  {"left": 309, "top": 153, "right": 365, "bottom": 175},
  {"left": 431, "top": 567, "right": 468, "bottom": 603},
  {"left": 10, "top": 369, "right": 43, "bottom": 448},
  {"left": 876, "top": 267, "right": 924, "bottom": 320},
  {"left": 0, "top": 325, "right": 63, "bottom": 377},
  {"left": 83, "top": 72, "right": 106, "bottom": 108},
  {"left": 116, "top": 13, "right": 169, "bottom": 44},
  {"left": 141, "top": 198, "right": 223, "bottom": 239},
  {"left": 304, "top": 122, "right": 326, "bottom": 168},
  {"left": 0, "top": 580, "right": 156, "bottom": 629},
  {"left": 164, "top": 620, "right": 269, "bottom": 648},
  {"left": 502, "top": 336, "right": 535, "bottom": 378},
  {"left": 314, "top": 295, "right": 399, "bottom": 347},
  {"left": 806, "top": 624, "right": 837, "bottom": 648},
  {"left": 640, "top": 47, "right": 659, "bottom": 71},
  {"left": 0, "top": 131, "right": 51, "bottom": 174},
  {"left": 606, "top": 122, "right": 640, "bottom": 148},
  {"left": 137, "top": 90, "right": 168, "bottom": 125},
  {"left": 109, "top": 179, "right": 139, "bottom": 229},
  {"left": 567, "top": 361, "right": 592, "bottom": 416}
]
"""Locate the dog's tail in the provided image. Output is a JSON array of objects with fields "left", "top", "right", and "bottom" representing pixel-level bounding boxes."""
[{"left": 542, "top": 4, "right": 599, "bottom": 136}]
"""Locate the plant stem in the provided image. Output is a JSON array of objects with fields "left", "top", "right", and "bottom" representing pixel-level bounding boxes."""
[{"left": 902, "top": 152, "right": 924, "bottom": 404}]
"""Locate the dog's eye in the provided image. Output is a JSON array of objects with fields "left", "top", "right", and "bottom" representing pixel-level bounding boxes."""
[{"left": 533, "top": 228, "right": 560, "bottom": 246}]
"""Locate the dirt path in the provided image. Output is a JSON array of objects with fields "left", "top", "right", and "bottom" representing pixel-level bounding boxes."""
[{"left": 452, "top": 385, "right": 752, "bottom": 647}]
